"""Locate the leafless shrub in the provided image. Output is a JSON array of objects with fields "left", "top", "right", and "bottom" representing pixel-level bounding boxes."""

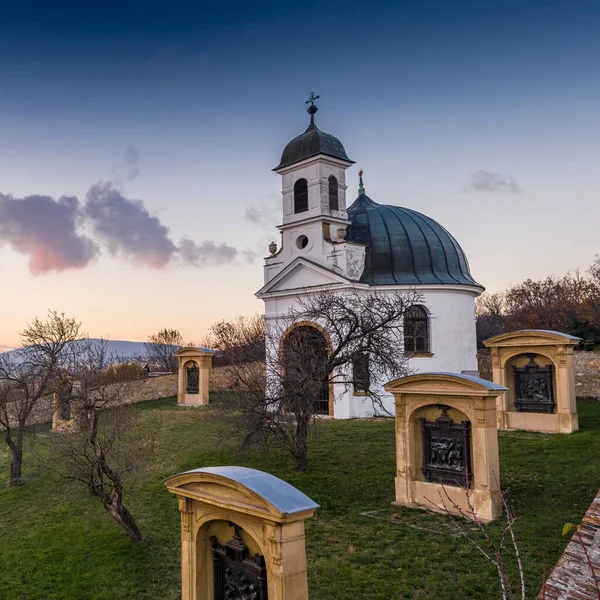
[
  {"left": 144, "top": 328, "right": 183, "bottom": 373},
  {"left": 427, "top": 481, "right": 525, "bottom": 600}
]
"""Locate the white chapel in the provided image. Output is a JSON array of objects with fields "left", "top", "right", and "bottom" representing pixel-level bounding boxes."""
[{"left": 256, "top": 98, "right": 484, "bottom": 418}]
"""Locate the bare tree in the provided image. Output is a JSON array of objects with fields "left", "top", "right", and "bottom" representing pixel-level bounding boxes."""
[
  {"left": 144, "top": 328, "right": 183, "bottom": 373},
  {"left": 217, "top": 289, "right": 420, "bottom": 471},
  {"left": 476, "top": 292, "right": 508, "bottom": 346},
  {"left": 48, "top": 338, "right": 153, "bottom": 542},
  {"left": 0, "top": 311, "right": 81, "bottom": 486},
  {"left": 205, "top": 314, "right": 265, "bottom": 365},
  {"left": 476, "top": 260, "right": 600, "bottom": 349}
]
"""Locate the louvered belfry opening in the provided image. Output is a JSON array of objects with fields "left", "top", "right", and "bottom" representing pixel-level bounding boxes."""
[
  {"left": 294, "top": 178, "right": 308, "bottom": 213},
  {"left": 328, "top": 175, "right": 339, "bottom": 210}
]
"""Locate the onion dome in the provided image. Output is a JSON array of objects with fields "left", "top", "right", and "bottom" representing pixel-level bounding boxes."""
[
  {"left": 274, "top": 96, "right": 354, "bottom": 170},
  {"left": 347, "top": 174, "right": 481, "bottom": 287}
]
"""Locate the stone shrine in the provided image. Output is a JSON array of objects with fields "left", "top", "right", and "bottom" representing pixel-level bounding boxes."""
[
  {"left": 384, "top": 372, "right": 506, "bottom": 523},
  {"left": 164, "top": 466, "right": 319, "bottom": 600},
  {"left": 484, "top": 330, "right": 580, "bottom": 434},
  {"left": 176, "top": 347, "right": 215, "bottom": 406}
]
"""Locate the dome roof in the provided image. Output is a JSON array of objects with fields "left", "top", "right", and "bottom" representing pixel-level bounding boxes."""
[
  {"left": 346, "top": 193, "right": 482, "bottom": 288},
  {"left": 274, "top": 105, "right": 354, "bottom": 170}
]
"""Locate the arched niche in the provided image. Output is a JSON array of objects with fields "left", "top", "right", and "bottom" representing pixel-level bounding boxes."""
[
  {"left": 164, "top": 466, "right": 319, "bottom": 600},
  {"left": 504, "top": 352, "right": 556, "bottom": 413},
  {"left": 184, "top": 360, "right": 200, "bottom": 394},
  {"left": 176, "top": 347, "right": 215, "bottom": 407},
  {"left": 385, "top": 372, "right": 506, "bottom": 523},
  {"left": 408, "top": 404, "right": 472, "bottom": 487},
  {"left": 484, "top": 330, "right": 581, "bottom": 433},
  {"left": 194, "top": 518, "right": 267, "bottom": 599}
]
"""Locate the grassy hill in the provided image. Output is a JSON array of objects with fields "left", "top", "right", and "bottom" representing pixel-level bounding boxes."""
[{"left": 1, "top": 397, "right": 599, "bottom": 599}]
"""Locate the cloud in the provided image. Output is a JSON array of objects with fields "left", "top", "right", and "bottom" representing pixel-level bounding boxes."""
[
  {"left": 0, "top": 148, "right": 243, "bottom": 274},
  {"left": 245, "top": 205, "right": 278, "bottom": 228},
  {"left": 178, "top": 238, "right": 238, "bottom": 266},
  {"left": 0, "top": 193, "right": 98, "bottom": 274},
  {"left": 84, "top": 182, "right": 177, "bottom": 268},
  {"left": 242, "top": 249, "right": 262, "bottom": 264},
  {"left": 464, "top": 170, "right": 523, "bottom": 194},
  {"left": 112, "top": 145, "right": 140, "bottom": 182}
]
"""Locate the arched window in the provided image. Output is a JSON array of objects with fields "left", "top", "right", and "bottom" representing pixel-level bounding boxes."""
[
  {"left": 352, "top": 352, "right": 370, "bottom": 392},
  {"left": 404, "top": 306, "right": 430, "bottom": 354},
  {"left": 294, "top": 178, "right": 308, "bottom": 214},
  {"left": 328, "top": 175, "right": 339, "bottom": 211}
]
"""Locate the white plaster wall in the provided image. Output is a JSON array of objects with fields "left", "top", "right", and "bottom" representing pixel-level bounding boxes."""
[
  {"left": 410, "top": 289, "right": 478, "bottom": 373},
  {"left": 261, "top": 285, "right": 479, "bottom": 419}
]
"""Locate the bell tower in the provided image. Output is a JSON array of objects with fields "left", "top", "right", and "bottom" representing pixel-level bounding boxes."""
[{"left": 269, "top": 94, "right": 355, "bottom": 271}]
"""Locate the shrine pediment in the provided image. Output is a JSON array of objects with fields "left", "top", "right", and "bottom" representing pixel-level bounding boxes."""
[
  {"left": 384, "top": 372, "right": 507, "bottom": 396},
  {"left": 164, "top": 466, "right": 320, "bottom": 523},
  {"left": 484, "top": 330, "right": 581, "bottom": 348},
  {"left": 256, "top": 258, "right": 351, "bottom": 297}
]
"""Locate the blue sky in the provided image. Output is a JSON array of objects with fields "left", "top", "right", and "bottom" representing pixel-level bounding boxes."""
[{"left": 1, "top": 0, "right": 599, "bottom": 346}]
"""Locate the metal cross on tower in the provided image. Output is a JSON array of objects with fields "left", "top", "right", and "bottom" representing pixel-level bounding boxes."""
[{"left": 305, "top": 92, "right": 320, "bottom": 107}]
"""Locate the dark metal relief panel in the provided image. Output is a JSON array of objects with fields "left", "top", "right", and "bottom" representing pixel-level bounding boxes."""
[
  {"left": 420, "top": 406, "right": 472, "bottom": 487},
  {"left": 512, "top": 354, "right": 554, "bottom": 413},
  {"left": 186, "top": 363, "right": 199, "bottom": 394},
  {"left": 211, "top": 525, "right": 268, "bottom": 600}
]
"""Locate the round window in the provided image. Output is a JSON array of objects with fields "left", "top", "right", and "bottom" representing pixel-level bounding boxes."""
[{"left": 296, "top": 235, "right": 309, "bottom": 249}]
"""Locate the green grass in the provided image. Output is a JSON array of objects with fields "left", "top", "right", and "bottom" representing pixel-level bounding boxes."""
[{"left": 1, "top": 397, "right": 599, "bottom": 599}]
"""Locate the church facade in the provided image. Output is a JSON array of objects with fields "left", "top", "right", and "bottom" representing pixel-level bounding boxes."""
[{"left": 256, "top": 99, "right": 484, "bottom": 418}]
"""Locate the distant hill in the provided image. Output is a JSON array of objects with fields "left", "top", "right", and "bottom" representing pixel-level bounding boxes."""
[{"left": 1, "top": 339, "right": 149, "bottom": 364}]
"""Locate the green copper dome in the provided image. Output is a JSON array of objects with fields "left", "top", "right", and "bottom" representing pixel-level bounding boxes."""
[
  {"left": 274, "top": 104, "right": 354, "bottom": 170},
  {"left": 347, "top": 193, "right": 482, "bottom": 288}
]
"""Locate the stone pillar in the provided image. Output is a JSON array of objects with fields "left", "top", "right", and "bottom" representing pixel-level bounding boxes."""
[
  {"left": 164, "top": 466, "right": 319, "bottom": 600},
  {"left": 175, "top": 347, "right": 215, "bottom": 406},
  {"left": 484, "top": 330, "right": 580, "bottom": 434},
  {"left": 384, "top": 372, "right": 507, "bottom": 523}
]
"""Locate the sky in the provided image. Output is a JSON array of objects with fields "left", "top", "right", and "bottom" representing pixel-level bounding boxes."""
[{"left": 1, "top": 0, "right": 599, "bottom": 347}]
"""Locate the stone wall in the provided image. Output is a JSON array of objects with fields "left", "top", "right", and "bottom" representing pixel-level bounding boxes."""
[
  {"left": 574, "top": 352, "right": 600, "bottom": 399},
  {"left": 14, "top": 373, "right": 178, "bottom": 428},
  {"left": 119, "top": 373, "right": 178, "bottom": 405},
  {"left": 209, "top": 362, "right": 264, "bottom": 392},
  {"left": 538, "top": 489, "right": 600, "bottom": 599},
  {"left": 477, "top": 349, "right": 600, "bottom": 399}
]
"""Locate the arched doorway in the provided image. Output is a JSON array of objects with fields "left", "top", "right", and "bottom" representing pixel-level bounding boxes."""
[{"left": 281, "top": 325, "right": 331, "bottom": 415}]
